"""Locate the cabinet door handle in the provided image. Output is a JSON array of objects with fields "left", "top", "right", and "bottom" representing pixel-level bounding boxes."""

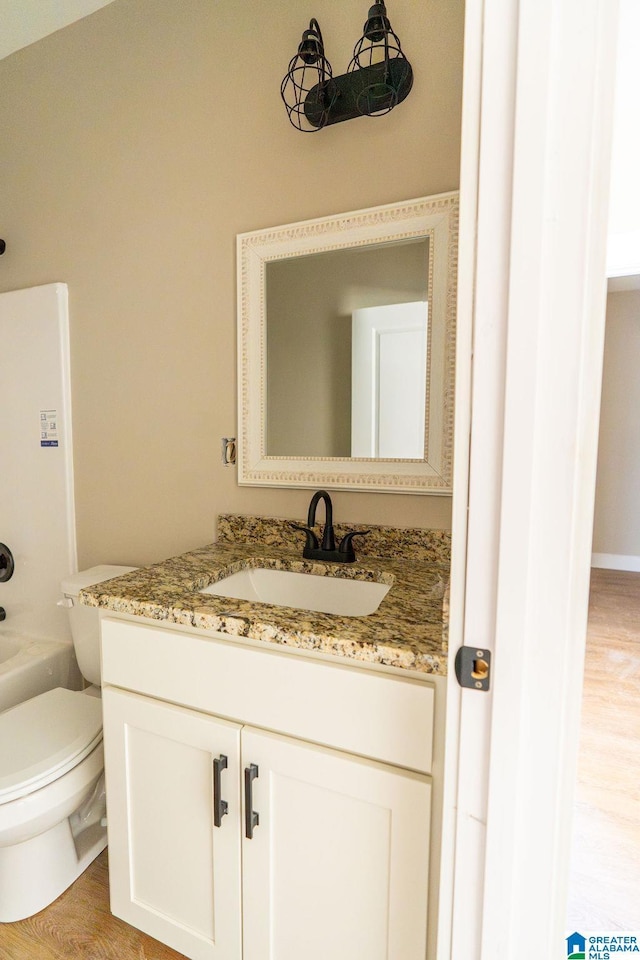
[
  {"left": 213, "top": 754, "right": 228, "bottom": 827},
  {"left": 244, "top": 763, "right": 259, "bottom": 839}
]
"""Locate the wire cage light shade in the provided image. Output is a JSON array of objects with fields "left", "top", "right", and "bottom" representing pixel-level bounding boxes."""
[
  {"left": 281, "top": 3, "right": 412, "bottom": 131},
  {"left": 280, "top": 19, "right": 337, "bottom": 132},
  {"left": 348, "top": 2, "right": 413, "bottom": 117}
]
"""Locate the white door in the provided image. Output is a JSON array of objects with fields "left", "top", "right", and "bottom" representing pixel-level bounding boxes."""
[
  {"left": 103, "top": 688, "right": 243, "bottom": 960},
  {"left": 351, "top": 301, "right": 428, "bottom": 458},
  {"left": 241, "top": 727, "right": 431, "bottom": 960},
  {"left": 444, "top": 0, "right": 620, "bottom": 957}
]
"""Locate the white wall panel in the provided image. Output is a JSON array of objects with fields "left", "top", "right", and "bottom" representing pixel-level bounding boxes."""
[{"left": 0, "top": 283, "right": 77, "bottom": 642}]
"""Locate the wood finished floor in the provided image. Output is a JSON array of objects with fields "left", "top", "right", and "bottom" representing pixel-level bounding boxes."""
[
  {"left": 1, "top": 569, "right": 637, "bottom": 956},
  {"left": 0, "top": 850, "right": 185, "bottom": 960},
  {"left": 567, "top": 568, "right": 640, "bottom": 930}
]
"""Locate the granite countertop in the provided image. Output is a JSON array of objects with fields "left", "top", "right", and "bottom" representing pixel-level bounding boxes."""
[{"left": 80, "top": 515, "right": 451, "bottom": 676}]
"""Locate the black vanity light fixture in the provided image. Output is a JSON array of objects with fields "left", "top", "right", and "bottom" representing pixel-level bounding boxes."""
[{"left": 280, "top": 2, "right": 413, "bottom": 133}]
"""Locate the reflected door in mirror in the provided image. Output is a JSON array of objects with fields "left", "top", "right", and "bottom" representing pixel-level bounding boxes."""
[{"left": 351, "top": 302, "right": 427, "bottom": 458}]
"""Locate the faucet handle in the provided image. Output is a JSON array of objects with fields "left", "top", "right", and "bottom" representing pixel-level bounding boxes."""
[
  {"left": 338, "top": 530, "right": 370, "bottom": 562},
  {"left": 291, "top": 523, "right": 320, "bottom": 551}
]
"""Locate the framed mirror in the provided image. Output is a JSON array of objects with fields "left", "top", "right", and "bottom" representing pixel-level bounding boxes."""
[{"left": 237, "top": 192, "right": 458, "bottom": 493}]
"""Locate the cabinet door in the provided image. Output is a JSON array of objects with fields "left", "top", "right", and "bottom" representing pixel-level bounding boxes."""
[
  {"left": 103, "top": 687, "right": 242, "bottom": 960},
  {"left": 241, "top": 728, "right": 431, "bottom": 960}
]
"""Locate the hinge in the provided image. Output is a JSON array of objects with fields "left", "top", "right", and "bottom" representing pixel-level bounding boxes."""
[{"left": 454, "top": 646, "right": 491, "bottom": 691}]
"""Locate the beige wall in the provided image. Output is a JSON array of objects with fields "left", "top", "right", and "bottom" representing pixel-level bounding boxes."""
[
  {"left": 593, "top": 289, "right": 640, "bottom": 559},
  {"left": 0, "top": 0, "right": 463, "bottom": 567}
]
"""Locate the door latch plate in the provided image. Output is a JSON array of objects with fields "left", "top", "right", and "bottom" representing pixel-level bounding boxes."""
[{"left": 455, "top": 646, "right": 491, "bottom": 691}]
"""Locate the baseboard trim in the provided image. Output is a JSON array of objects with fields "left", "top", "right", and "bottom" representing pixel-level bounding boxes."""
[{"left": 591, "top": 552, "right": 640, "bottom": 572}]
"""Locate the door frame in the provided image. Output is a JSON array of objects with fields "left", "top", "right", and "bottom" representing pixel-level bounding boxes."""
[{"left": 441, "top": 0, "right": 620, "bottom": 956}]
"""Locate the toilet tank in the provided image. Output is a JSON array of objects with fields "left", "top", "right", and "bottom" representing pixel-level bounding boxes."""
[{"left": 60, "top": 565, "right": 137, "bottom": 686}]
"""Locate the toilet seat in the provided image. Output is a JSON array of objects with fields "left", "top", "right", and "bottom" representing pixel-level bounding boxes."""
[{"left": 0, "top": 688, "right": 103, "bottom": 804}]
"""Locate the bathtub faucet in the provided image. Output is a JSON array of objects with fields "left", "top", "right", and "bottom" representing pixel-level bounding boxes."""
[{"left": 0, "top": 544, "right": 14, "bottom": 583}]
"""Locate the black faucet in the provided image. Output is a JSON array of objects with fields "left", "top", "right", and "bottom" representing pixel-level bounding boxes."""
[{"left": 292, "top": 490, "right": 369, "bottom": 563}]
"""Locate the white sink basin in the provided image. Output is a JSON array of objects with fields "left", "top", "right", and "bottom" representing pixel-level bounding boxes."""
[{"left": 200, "top": 568, "right": 390, "bottom": 617}]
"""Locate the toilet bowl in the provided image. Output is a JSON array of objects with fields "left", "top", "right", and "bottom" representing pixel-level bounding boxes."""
[{"left": 0, "top": 564, "right": 136, "bottom": 922}]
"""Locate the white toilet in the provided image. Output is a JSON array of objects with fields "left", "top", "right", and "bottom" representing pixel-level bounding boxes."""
[{"left": 0, "top": 564, "right": 135, "bottom": 922}]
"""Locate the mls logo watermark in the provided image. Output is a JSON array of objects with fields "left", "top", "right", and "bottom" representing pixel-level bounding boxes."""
[
  {"left": 567, "top": 932, "right": 640, "bottom": 959},
  {"left": 568, "top": 933, "right": 587, "bottom": 959}
]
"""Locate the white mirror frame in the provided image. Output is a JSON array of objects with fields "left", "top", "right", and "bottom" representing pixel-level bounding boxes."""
[{"left": 237, "top": 191, "right": 458, "bottom": 494}]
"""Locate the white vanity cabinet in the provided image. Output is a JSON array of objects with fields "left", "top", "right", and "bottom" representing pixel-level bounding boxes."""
[
  {"left": 103, "top": 687, "right": 243, "bottom": 959},
  {"left": 100, "top": 616, "right": 437, "bottom": 960}
]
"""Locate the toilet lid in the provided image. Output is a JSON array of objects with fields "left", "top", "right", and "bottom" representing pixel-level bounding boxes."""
[{"left": 0, "top": 688, "right": 103, "bottom": 804}]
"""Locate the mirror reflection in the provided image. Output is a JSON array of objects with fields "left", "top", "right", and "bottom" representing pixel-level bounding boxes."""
[{"left": 266, "top": 238, "right": 429, "bottom": 459}]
